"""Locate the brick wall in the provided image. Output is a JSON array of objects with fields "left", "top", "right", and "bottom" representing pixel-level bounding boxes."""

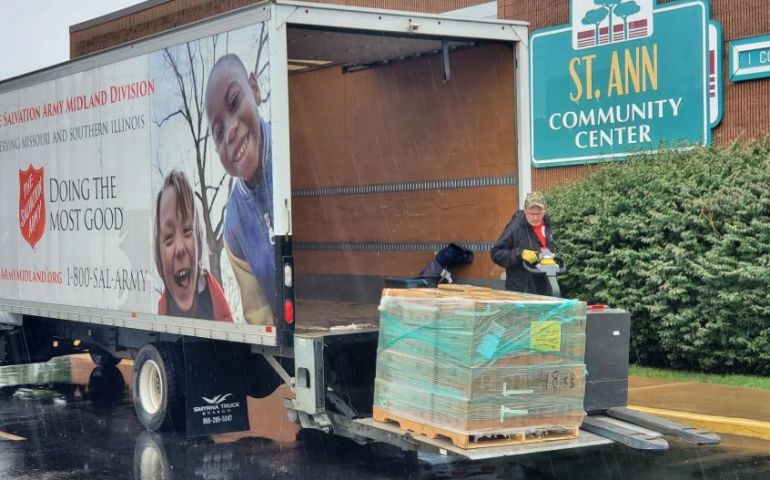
[
  {"left": 70, "top": 0, "right": 491, "bottom": 58},
  {"left": 70, "top": 0, "right": 253, "bottom": 59}
]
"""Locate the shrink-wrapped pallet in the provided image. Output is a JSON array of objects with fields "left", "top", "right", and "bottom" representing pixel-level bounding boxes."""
[{"left": 373, "top": 286, "right": 587, "bottom": 448}]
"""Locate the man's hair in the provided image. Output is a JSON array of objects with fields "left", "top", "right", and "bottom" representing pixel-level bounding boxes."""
[
  {"left": 153, "top": 170, "right": 207, "bottom": 279},
  {"left": 210, "top": 53, "right": 249, "bottom": 81}
]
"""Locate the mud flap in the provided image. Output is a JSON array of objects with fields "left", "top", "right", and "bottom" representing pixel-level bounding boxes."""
[
  {"left": 0, "top": 320, "right": 53, "bottom": 365},
  {"left": 183, "top": 338, "right": 249, "bottom": 436},
  {"left": 0, "top": 325, "right": 28, "bottom": 365}
]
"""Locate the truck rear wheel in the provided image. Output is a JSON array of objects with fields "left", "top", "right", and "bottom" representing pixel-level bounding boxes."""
[
  {"left": 89, "top": 347, "right": 121, "bottom": 367},
  {"left": 132, "top": 343, "right": 185, "bottom": 431},
  {"left": 132, "top": 431, "right": 190, "bottom": 479}
]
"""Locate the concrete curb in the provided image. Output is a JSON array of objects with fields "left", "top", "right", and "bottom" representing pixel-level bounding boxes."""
[{"left": 629, "top": 405, "right": 770, "bottom": 441}]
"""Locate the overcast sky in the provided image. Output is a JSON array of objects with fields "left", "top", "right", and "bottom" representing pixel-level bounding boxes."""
[{"left": 0, "top": 0, "right": 145, "bottom": 81}]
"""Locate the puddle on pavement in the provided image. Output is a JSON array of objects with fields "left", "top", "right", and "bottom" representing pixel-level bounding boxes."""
[
  {"left": 0, "top": 355, "right": 72, "bottom": 387},
  {"left": 0, "top": 354, "right": 127, "bottom": 408}
]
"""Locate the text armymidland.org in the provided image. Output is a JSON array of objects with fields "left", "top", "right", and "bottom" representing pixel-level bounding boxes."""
[{"left": 0, "top": 269, "right": 62, "bottom": 284}]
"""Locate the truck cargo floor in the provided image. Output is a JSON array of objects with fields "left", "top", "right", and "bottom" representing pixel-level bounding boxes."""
[{"left": 295, "top": 299, "right": 380, "bottom": 331}]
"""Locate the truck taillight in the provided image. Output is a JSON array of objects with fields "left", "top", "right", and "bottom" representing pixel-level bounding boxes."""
[
  {"left": 284, "top": 299, "right": 294, "bottom": 324},
  {"left": 284, "top": 263, "right": 293, "bottom": 288}
]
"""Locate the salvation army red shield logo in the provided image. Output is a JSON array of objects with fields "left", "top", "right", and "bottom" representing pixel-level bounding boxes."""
[{"left": 18, "top": 165, "right": 46, "bottom": 249}]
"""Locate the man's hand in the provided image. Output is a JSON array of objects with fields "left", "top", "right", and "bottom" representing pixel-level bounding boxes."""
[{"left": 521, "top": 249, "right": 539, "bottom": 265}]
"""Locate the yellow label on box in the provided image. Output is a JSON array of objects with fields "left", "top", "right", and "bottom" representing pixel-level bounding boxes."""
[{"left": 530, "top": 320, "right": 561, "bottom": 352}]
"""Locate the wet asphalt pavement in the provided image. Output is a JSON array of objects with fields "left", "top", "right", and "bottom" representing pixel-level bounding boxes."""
[{"left": 0, "top": 356, "right": 769, "bottom": 480}]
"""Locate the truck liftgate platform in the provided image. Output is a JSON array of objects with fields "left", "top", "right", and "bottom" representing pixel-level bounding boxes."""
[{"left": 281, "top": 307, "right": 719, "bottom": 460}]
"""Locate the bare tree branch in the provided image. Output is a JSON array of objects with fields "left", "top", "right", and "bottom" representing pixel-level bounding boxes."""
[
  {"left": 209, "top": 172, "right": 228, "bottom": 207},
  {"left": 163, "top": 49, "right": 193, "bottom": 126},
  {"left": 197, "top": 45, "right": 209, "bottom": 173},
  {"left": 158, "top": 40, "right": 228, "bottom": 283},
  {"left": 254, "top": 24, "right": 268, "bottom": 74},
  {"left": 215, "top": 176, "right": 233, "bottom": 238},
  {"left": 154, "top": 109, "right": 185, "bottom": 128},
  {"left": 257, "top": 62, "right": 269, "bottom": 79}
]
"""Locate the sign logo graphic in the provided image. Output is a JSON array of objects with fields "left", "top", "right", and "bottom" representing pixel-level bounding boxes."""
[
  {"left": 202, "top": 393, "right": 233, "bottom": 405},
  {"left": 19, "top": 165, "right": 46, "bottom": 249},
  {"left": 573, "top": 0, "right": 654, "bottom": 50}
]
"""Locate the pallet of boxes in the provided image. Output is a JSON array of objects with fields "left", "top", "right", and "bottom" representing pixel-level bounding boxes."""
[{"left": 373, "top": 285, "right": 587, "bottom": 449}]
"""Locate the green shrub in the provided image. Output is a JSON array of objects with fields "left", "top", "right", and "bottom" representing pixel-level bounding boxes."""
[{"left": 547, "top": 140, "right": 770, "bottom": 375}]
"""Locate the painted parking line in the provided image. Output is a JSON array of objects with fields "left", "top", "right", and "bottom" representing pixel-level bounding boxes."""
[
  {"left": 0, "top": 431, "right": 26, "bottom": 441},
  {"left": 629, "top": 405, "right": 770, "bottom": 441}
]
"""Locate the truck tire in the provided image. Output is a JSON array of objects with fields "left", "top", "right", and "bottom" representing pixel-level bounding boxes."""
[
  {"left": 132, "top": 431, "right": 184, "bottom": 480},
  {"left": 88, "top": 365, "right": 126, "bottom": 406},
  {"left": 89, "top": 348, "right": 121, "bottom": 368},
  {"left": 132, "top": 343, "right": 185, "bottom": 431}
]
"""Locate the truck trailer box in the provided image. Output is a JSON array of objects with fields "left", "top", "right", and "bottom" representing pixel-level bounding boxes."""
[{"left": 0, "top": 0, "right": 536, "bottom": 443}]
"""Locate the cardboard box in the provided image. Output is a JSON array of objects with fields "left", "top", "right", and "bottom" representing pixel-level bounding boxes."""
[{"left": 378, "top": 288, "right": 586, "bottom": 367}]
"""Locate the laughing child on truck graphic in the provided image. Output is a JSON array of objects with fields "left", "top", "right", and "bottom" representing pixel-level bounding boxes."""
[{"left": 154, "top": 170, "right": 233, "bottom": 321}]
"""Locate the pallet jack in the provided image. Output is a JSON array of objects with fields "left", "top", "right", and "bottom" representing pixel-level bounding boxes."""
[{"left": 523, "top": 249, "right": 720, "bottom": 450}]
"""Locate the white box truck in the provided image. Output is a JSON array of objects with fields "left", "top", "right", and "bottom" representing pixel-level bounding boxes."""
[{"left": 0, "top": 0, "right": 716, "bottom": 458}]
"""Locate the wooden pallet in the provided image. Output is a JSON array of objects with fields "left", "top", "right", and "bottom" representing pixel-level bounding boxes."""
[
  {"left": 385, "top": 284, "right": 559, "bottom": 302},
  {"left": 372, "top": 407, "right": 579, "bottom": 449}
]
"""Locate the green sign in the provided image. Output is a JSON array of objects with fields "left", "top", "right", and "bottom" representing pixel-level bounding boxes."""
[
  {"left": 530, "top": 0, "right": 722, "bottom": 168},
  {"left": 729, "top": 35, "right": 770, "bottom": 82}
]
